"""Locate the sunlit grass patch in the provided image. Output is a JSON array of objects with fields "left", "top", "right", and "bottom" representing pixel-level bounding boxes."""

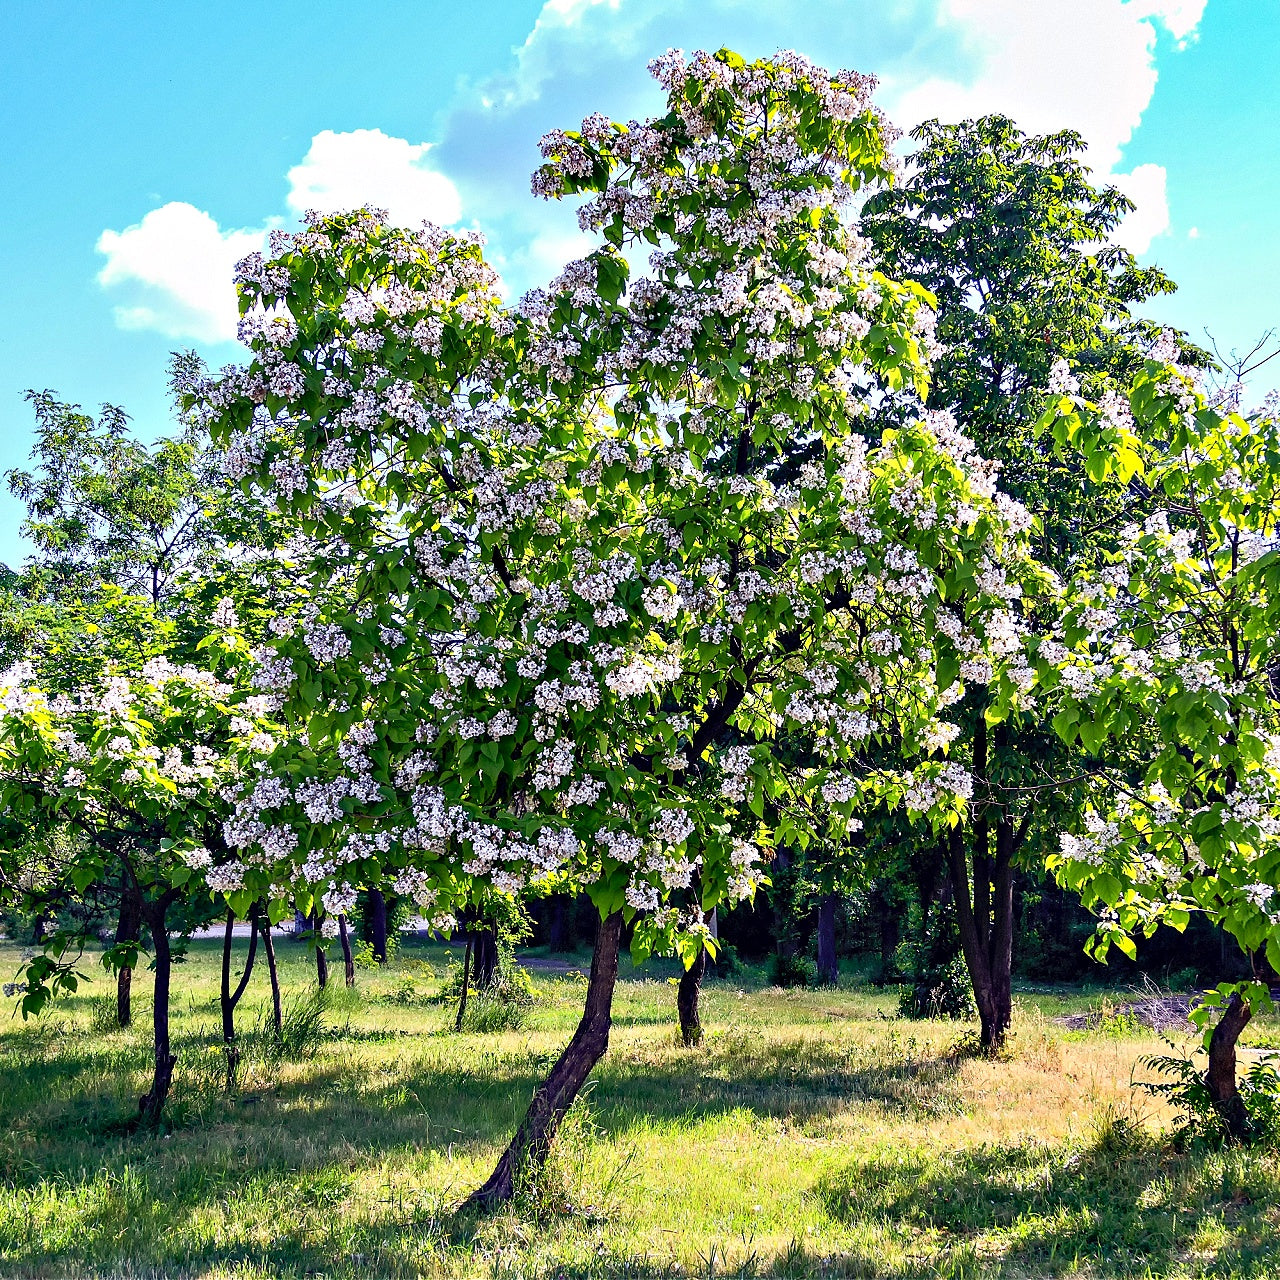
[{"left": 2, "top": 940, "right": 1279, "bottom": 1278}]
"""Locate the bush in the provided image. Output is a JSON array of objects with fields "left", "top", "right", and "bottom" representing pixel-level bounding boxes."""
[
  {"left": 441, "top": 954, "right": 538, "bottom": 1032},
  {"left": 1137, "top": 1042, "right": 1280, "bottom": 1147},
  {"left": 770, "top": 951, "right": 818, "bottom": 989},
  {"left": 898, "top": 956, "right": 976, "bottom": 1021}
]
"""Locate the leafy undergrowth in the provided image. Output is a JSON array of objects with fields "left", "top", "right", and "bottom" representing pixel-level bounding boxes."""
[{"left": 1, "top": 941, "right": 1278, "bottom": 1279}]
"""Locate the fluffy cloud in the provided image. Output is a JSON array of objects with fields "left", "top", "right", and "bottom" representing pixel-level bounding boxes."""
[
  {"left": 432, "top": 0, "right": 1204, "bottom": 291},
  {"left": 97, "top": 130, "right": 460, "bottom": 343},
  {"left": 285, "top": 129, "right": 461, "bottom": 227},
  {"left": 96, "top": 203, "right": 271, "bottom": 343},
  {"left": 96, "top": 0, "right": 1204, "bottom": 341}
]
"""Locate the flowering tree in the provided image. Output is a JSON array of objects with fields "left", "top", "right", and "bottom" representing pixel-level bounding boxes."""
[
  {"left": 1042, "top": 348, "right": 1280, "bottom": 1134},
  {"left": 0, "top": 621, "right": 278, "bottom": 1126},
  {"left": 185, "top": 48, "right": 1045, "bottom": 1203},
  {"left": 855, "top": 116, "right": 1197, "bottom": 1051}
]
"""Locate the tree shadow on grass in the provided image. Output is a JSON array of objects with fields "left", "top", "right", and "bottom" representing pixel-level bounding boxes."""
[
  {"left": 819, "top": 1121, "right": 1280, "bottom": 1278},
  {"left": 0, "top": 1024, "right": 969, "bottom": 1277}
]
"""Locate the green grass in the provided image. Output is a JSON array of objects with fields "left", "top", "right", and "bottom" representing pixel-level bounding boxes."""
[{"left": 1, "top": 938, "right": 1278, "bottom": 1278}]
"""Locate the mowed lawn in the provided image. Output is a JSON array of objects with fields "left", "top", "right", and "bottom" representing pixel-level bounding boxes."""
[{"left": 1, "top": 938, "right": 1279, "bottom": 1279}]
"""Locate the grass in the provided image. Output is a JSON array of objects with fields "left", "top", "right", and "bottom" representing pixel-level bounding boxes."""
[{"left": 1, "top": 938, "right": 1279, "bottom": 1279}]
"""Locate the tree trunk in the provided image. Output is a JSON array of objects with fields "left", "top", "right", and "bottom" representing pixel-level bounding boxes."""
[
  {"left": 261, "top": 915, "right": 283, "bottom": 1037},
  {"left": 220, "top": 908, "right": 260, "bottom": 1090},
  {"left": 947, "top": 714, "right": 1018, "bottom": 1053},
  {"left": 473, "top": 925, "right": 499, "bottom": 988},
  {"left": 137, "top": 899, "right": 176, "bottom": 1128},
  {"left": 816, "top": 891, "right": 839, "bottom": 987},
  {"left": 456, "top": 934, "right": 473, "bottom": 1031},
  {"left": 311, "top": 911, "right": 329, "bottom": 989},
  {"left": 464, "top": 911, "right": 624, "bottom": 1209},
  {"left": 339, "top": 914, "right": 355, "bottom": 988},
  {"left": 369, "top": 888, "right": 389, "bottom": 963},
  {"left": 989, "top": 815, "right": 1016, "bottom": 1046},
  {"left": 677, "top": 943, "right": 707, "bottom": 1046},
  {"left": 114, "top": 881, "right": 142, "bottom": 1028},
  {"left": 547, "top": 894, "right": 571, "bottom": 953},
  {"left": 1207, "top": 991, "right": 1253, "bottom": 1140}
]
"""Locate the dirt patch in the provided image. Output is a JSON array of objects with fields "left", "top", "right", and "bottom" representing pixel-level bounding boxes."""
[
  {"left": 1055, "top": 994, "right": 1198, "bottom": 1032},
  {"left": 518, "top": 955, "right": 588, "bottom": 977}
]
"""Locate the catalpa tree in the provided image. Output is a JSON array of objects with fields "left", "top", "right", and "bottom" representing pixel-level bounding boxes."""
[
  {"left": 0, "top": 618, "right": 278, "bottom": 1126},
  {"left": 1042, "top": 346, "right": 1280, "bottom": 1135},
  {"left": 184, "top": 48, "right": 1044, "bottom": 1203}
]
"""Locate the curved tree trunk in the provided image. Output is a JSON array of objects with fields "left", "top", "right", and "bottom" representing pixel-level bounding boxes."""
[
  {"left": 464, "top": 911, "right": 624, "bottom": 1209},
  {"left": 369, "top": 888, "right": 389, "bottom": 963},
  {"left": 137, "top": 899, "right": 175, "bottom": 1128},
  {"left": 816, "top": 891, "right": 839, "bottom": 987},
  {"left": 338, "top": 914, "right": 355, "bottom": 988},
  {"left": 220, "top": 908, "right": 260, "bottom": 1090},
  {"left": 1207, "top": 991, "right": 1253, "bottom": 1140},
  {"left": 114, "top": 881, "right": 143, "bottom": 1028},
  {"left": 677, "top": 943, "right": 707, "bottom": 1046},
  {"left": 260, "top": 914, "right": 283, "bottom": 1037}
]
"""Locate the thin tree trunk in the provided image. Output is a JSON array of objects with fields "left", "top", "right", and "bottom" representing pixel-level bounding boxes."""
[
  {"left": 1207, "top": 991, "right": 1253, "bottom": 1140},
  {"left": 339, "top": 914, "right": 355, "bottom": 988},
  {"left": 677, "top": 943, "right": 707, "bottom": 1046},
  {"left": 220, "top": 908, "right": 260, "bottom": 1090},
  {"left": 816, "top": 891, "right": 839, "bottom": 987},
  {"left": 311, "top": 911, "right": 329, "bottom": 989},
  {"left": 137, "top": 899, "right": 175, "bottom": 1128},
  {"left": 114, "top": 881, "right": 142, "bottom": 1028},
  {"left": 369, "top": 888, "right": 388, "bottom": 963},
  {"left": 260, "top": 914, "right": 283, "bottom": 1037},
  {"left": 464, "top": 911, "right": 624, "bottom": 1209},
  {"left": 456, "top": 934, "right": 473, "bottom": 1031}
]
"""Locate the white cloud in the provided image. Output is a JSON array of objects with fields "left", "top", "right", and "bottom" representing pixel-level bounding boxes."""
[
  {"left": 97, "top": 129, "right": 462, "bottom": 343},
  {"left": 96, "top": 202, "right": 271, "bottom": 344},
  {"left": 1108, "top": 163, "right": 1170, "bottom": 253},
  {"left": 429, "top": 0, "right": 1205, "bottom": 290},
  {"left": 96, "top": 0, "right": 1204, "bottom": 340},
  {"left": 1188, "top": 225, "right": 1201, "bottom": 239},
  {"left": 285, "top": 129, "right": 462, "bottom": 228}
]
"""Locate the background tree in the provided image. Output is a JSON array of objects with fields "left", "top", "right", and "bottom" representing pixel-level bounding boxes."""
[
  {"left": 1043, "top": 349, "right": 1280, "bottom": 1136},
  {"left": 857, "top": 116, "right": 1205, "bottom": 1049}
]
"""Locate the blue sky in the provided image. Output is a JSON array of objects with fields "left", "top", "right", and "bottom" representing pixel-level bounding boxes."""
[{"left": 1, "top": 0, "right": 1276, "bottom": 567}]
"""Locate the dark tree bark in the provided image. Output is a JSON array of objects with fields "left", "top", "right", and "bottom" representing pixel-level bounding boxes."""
[
  {"left": 1207, "top": 991, "right": 1253, "bottom": 1140},
  {"left": 260, "top": 914, "right": 283, "bottom": 1037},
  {"left": 311, "top": 912, "right": 329, "bottom": 989},
  {"left": 472, "top": 925, "right": 499, "bottom": 988},
  {"left": 948, "top": 717, "right": 1027, "bottom": 1052},
  {"left": 220, "top": 908, "right": 260, "bottom": 1090},
  {"left": 871, "top": 883, "right": 900, "bottom": 982},
  {"left": 547, "top": 894, "right": 571, "bottom": 953},
  {"left": 456, "top": 934, "right": 473, "bottom": 1031},
  {"left": 114, "top": 880, "right": 143, "bottom": 1028},
  {"left": 137, "top": 898, "right": 176, "bottom": 1128},
  {"left": 816, "top": 891, "right": 839, "bottom": 987},
  {"left": 368, "top": 887, "right": 389, "bottom": 963},
  {"left": 338, "top": 914, "right": 355, "bottom": 988},
  {"left": 677, "top": 943, "right": 707, "bottom": 1046},
  {"left": 464, "top": 911, "right": 624, "bottom": 1209}
]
